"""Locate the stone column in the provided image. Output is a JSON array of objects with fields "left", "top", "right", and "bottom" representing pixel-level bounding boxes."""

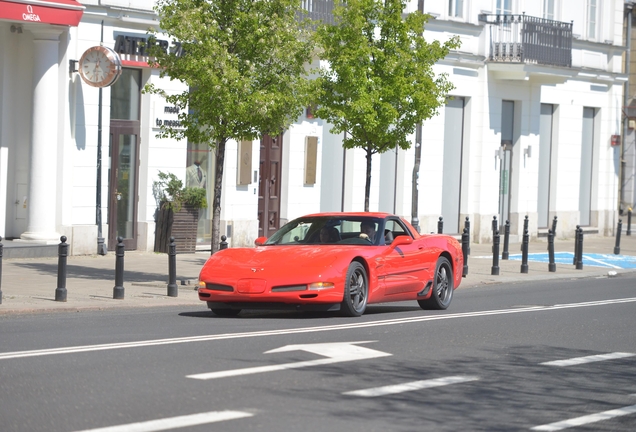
[{"left": 21, "top": 28, "right": 63, "bottom": 242}]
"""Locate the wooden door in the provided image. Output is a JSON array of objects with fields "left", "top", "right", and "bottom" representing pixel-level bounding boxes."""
[{"left": 258, "top": 133, "right": 283, "bottom": 238}]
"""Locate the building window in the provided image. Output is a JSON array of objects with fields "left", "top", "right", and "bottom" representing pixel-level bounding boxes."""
[
  {"left": 587, "top": 0, "right": 597, "bottom": 39},
  {"left": 543, "top": 0, "right": 555, "bottom": 20},
  {"left": 449, "top": 0, "right": 464, "bottom": 18},
  {"left": 496, "top": 0, "right": 512, "bottom": 15}
]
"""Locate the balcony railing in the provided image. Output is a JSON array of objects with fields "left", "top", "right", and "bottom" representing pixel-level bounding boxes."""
[
  {"left": 300, "top": 0, "right": 335, "bottom": 25},
  {"left": 479, "top": 14, "right": 572, "bottom": 68}
]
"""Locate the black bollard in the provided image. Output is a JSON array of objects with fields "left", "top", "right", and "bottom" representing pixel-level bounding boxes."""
[
  {"left": 492, "top": 215, "right": 498, "bottom": 235},
  {"left": 575, "top": 227, "right": 584, "bottom": 270},
  {"left": 167, "top": 236, "right": 178, "bottom": 297},
  {"left": 628, "top": 209, "right": 632, "bottom": 236},
  {"left": 547, "top": 229, "right": 556, "bottom": 272},
  {"left": 55, "top": 236, "right": 68, "bottom": 302},
  {"left": 502, "top": 220, "right": 510, "bottom": 260},
  {"left": 220, "top": 235, "right": 228, "bottom": 250},
  {"left": 0, "top": 236, "right": 3, "bottom": 305},
  {"left": 464, "top": 217, "right": 471, "bottom": 255},
  {"left": 520, "top": 229, "right": 529, "bottom": 274},
  {"left": 551, "top": 216, "right": 558, "bottom": 237},
  {"left": 437, "top": 217, "right": 443, "bottom": 234},
  {"left": 573, "top": 225, "right": 580, "bottom": 265},
  {"left": 461, "top": 228, "right": 469, "bottom": 277},
  {"left": 614, "top": 219, "right": 622, "bottom": 255},
  {"left": 491, "top": 230, "right": 500, "bottom": 276},
  {"left": 113, "top": 237, "right": 125, "bottom": 299},
  {"left": 523, "top": 215, "right": 529, "bottom": 233}
]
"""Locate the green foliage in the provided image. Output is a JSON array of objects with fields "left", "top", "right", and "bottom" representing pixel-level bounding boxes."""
[
  {"left": 312, "top": 0, "right": 460, "bottom": 209},
  {"left": 153, "top": 171, "right": 207, "bottom": 212},
  {"left": 145, "top": 0, "right": 314, "bottom": 145}
]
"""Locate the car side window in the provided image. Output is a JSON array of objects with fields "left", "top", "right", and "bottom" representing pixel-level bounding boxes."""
[{"left": 383, "top": 219, "right": 410, "bottom": 244}]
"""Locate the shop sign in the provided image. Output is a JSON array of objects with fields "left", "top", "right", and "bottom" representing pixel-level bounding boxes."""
[
  {"left": 114, "top": 34, "right": 184, "bottom": 58},
  {"left": 154, "top": 104, "right": 185, "bottom": 129}
]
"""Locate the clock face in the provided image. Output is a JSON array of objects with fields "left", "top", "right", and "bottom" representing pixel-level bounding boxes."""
[{"left": 79, "top": 46, "right": 122, "bottom": 88}]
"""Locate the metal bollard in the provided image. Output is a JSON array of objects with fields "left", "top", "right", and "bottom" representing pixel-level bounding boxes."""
[
  {"left": 492, "top": 215, "right": 498, "bottom": 235},
  {"left": 55, "top": 236, "right": 68, "bottom": 302},
  {"left": 502, "top": 220, "right": 510, "bottom": 260},
  {"left": 491, "top": 230, "right": 500, "bottom": 276},
  {"left": 547, "top": 229, "right": 556, "bottom": 272},
  {"left": 628, "top": 209, "right": 632, "bottom": 236},
  {"left": 464, "top": 217, "right": 471, "bottom": 255},
  {"left": 113, "top": 237, "right": 125, "bottom": 299},
  {"left": 0, "top": 236, "right": 3, "bottom": 305},
  {"left": 167, "top": 236, "right": 178, "bottom": 297},
  {"left": 523, "top": 215, "right": 529, "bottom": 233},
  {"left": 551, "top": 216, "right": 558, "bottom": 237},
  {"left": 220, "top": 235, "right": 228, "bottom": 250},
  {"left": 575, "top": 227, "right": 584, "bottom": 270},
  {"left": 437, "top": 217, "right": 443, "bottom": 234},
  {"left": 573, "top": 225, "right": 580, "bottom": 265},
  {"left": 520, "top": 228, "right": 529, "bottom": 274},
  {"left": 461, "top": 228, "right": 469, "bottom": 277},
  {"left": 614, "top": 219, "right": 622, "bottom": 255}
]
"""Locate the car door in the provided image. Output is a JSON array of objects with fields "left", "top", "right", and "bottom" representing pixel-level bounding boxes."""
[{"left": 382, "top": 218, "right": 432, "bottom": 296}]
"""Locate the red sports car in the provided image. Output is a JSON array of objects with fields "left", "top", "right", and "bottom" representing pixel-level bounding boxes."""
[{"left": 197, "top": 212, "right": 464, "bottom": 317}]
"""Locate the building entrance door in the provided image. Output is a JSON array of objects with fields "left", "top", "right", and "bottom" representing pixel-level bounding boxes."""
[
  {"left": 108, "top": 120, "right": 140, "bottom": 250},
  {"left": 258, "top": 133, "right": 283, "bottom": 238}
]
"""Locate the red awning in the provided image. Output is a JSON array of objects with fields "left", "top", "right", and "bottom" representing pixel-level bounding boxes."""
[{"left": 0, "top": 0, "right": 84, "bottom": 27}]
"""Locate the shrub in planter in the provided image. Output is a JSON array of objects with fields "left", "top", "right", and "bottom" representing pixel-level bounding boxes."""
[{"left": 153, "top": 171, "right": 208, "bottom": 253}]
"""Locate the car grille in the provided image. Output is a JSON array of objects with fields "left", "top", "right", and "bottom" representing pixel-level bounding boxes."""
[
  {"left": 271, "top": 285, "right": 307, "bottom": 292},
  {"left": 205, "top": 283, "right": 233, "bottom": 292}
]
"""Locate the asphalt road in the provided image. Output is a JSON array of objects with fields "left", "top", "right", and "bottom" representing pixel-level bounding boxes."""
[{"left": 1, "top": 273, "right": 635, "bottom": 432}]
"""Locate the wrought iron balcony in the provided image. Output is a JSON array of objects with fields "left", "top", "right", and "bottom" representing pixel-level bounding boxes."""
[{"left": 479, "top": 14, "right": 573, "bottom": 68}]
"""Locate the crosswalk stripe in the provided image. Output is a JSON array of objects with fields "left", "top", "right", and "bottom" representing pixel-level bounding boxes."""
[
  {"left": 540, "top": 352, "right": 635, "bottom": 367},
  {"left": 531, "top": 404, "right": 636, "bottom": 431},
  {"left": 72, "top": 410, "right": 253, "bottom": 432},
  {"left": 342, "top": 375, "right": 479, "bottom": 397}
]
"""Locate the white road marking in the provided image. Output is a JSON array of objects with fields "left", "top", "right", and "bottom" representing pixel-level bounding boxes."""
[
  {"left": 540, "top": 352, "right": 635, "bottom": 367},
  {"left": 73, "top": 410, "right": 253, "bottom": 432},
  {"left": 582, "top": 255, "right": 623, "bottom": 269},
  {"left": 531, "top": 404, "right": 636, "bottom": 431},
  {"left": 1, "top": 297, "right": 636, "bottom": 361},
  {"left": 187, "top": 341, "right": 391, "bottom": 380},
  {"left": 343, "top": 375, "right": 479, "bottom": 397}
]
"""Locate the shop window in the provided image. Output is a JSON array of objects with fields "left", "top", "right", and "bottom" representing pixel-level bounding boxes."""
[{"left": 110, "top": 68, "right": 141, "bottom": 120}]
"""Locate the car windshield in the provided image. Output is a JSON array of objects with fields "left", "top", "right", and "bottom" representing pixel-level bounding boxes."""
[{"left": 264, "top": 216, "right": 383, "bottom": 246}]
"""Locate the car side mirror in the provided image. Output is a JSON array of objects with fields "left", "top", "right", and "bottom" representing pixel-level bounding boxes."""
[
  {"left": 254, "top": 236, "right": 267, "bottom": 246},
  {"left": 390, "top": 235, "right": 413, "bottom": 247}
]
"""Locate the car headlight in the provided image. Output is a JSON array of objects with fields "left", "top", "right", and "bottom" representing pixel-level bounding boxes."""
[{"left": 197, "top": 280, "right": 206, "bottom": 290}]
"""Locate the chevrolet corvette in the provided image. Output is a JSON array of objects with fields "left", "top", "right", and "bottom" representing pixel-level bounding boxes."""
[{"left": 197, "top": 212, "right": 464, "bottom": 317}]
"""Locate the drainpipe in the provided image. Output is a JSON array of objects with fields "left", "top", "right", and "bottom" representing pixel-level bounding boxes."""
[
  {"left": 411, "top": 0, "right": 425, "bottom": 233},
  {"left": 621, "top": 3, "right": 633, "bottom": 215}
]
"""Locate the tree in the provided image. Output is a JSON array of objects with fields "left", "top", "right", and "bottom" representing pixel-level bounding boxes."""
[
  {"left": 146, "top": 0, "right": 313, "bottom": 252},
  {"left": 313, "top": 0, "right": 460, "bottom": 211}
]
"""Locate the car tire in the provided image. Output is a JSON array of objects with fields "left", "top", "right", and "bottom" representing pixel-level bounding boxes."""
[
  {"left": 418, "top": 256, "right": 453, "bottom": 310},
  {"left": 211, "top": 308, "right": 241, "bottom": 317},
  {"left": 341, "top": 261, "right": 368, "bottom": 317}
]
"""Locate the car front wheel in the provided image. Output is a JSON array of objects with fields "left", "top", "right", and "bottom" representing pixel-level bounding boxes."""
[
  {"left": 418, "top": 256, "right": 453, "bottom": 310},
  {"left": 341, "top": 261, "right": 368, "bottom": 317}
]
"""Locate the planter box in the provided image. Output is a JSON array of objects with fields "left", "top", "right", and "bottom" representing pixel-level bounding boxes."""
[{"left": 154, "top": 203, "right": 199, "bottom": 253}]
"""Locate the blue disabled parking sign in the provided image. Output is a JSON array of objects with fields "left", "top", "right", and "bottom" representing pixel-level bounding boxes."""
[{"left": 506, "top": 252, "right": 636, "bottom": 269}]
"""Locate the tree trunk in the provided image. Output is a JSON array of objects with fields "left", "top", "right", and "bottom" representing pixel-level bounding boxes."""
[
  {"left": 211, "top": 139, "right": 227, "bottom": 254},
  {"left": 364, "top": 145, "right": 373, "bottom": 212}
]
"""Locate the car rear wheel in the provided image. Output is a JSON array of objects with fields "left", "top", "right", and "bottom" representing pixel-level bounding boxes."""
[
  {"left": 211, "top": 308, "right": 241, "bottom": 317},
  {"left": 341, "top": 261, "right": 368, "bottom": 317},
  {"left": 418, "top": 256, "right": 453, "bottom": 310}
]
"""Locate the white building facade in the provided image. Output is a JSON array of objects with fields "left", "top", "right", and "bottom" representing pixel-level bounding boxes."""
[{"left": 0, "top": 0, "right": 629, "bottom": 255}]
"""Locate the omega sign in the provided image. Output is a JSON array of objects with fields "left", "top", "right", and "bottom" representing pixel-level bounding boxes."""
[{"left": 23, "top": 5, "right": 41, "bottom": 22}]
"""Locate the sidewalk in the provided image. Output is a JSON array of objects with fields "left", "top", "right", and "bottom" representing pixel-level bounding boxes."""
[{"left": 1, "top": 234, "right": 635, "bottom": 315}]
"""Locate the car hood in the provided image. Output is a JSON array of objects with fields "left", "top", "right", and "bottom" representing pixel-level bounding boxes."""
[{"left": 201, "top": 245, "right": 348, "bottom": 277}]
